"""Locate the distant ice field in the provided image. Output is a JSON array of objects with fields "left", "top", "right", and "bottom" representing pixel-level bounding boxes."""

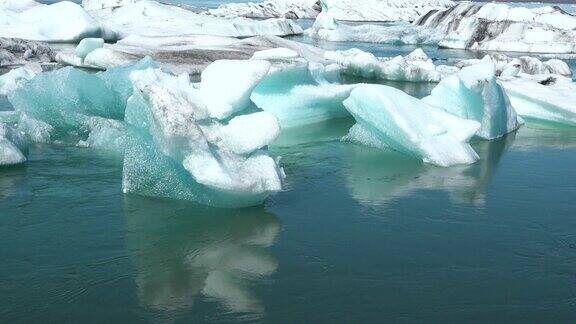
[{"left": 37, "top": 0, "right": 576, "bottom": 12}]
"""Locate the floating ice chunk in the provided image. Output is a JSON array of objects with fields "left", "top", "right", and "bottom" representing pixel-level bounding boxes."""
[
  {"left": 308, "top": 7, "right": 442, "bottom": 44},
  {"left": 0, "top": 1, "right": 116, "bottom": 42},
  {"left": 81, "top": 0, "right": 137, "bottom": 10},
  {"left": 200, "top": 60, "right": 271, "bottom": 120},
  {"left": 501, "top": 74, "right": 576, "bottom": 126},
  {"left": 0, "top": 63, "right": 41, "bottom": 95},
  {"left": 56, "top": 47, "right": 134, "bottom": 70},
  {"left": 207, "top": 0, "right": 453, "bottom": 22},
  {"left": 324, "top": 48, "right": 453, "bottom": 82},
  {"left": 207, "top": 0, "right": 320, "bottom": 19},
  {"left": 75, "top": 38, "right": 104, "bottom": 59},
  {"left": 210, "top": 111, "right": 281, "bottom": 155},
  {"left": 8, "top": 58, "right": 156, "bottom": 143},
  {"left": 456, "top": 54, "right": 572, "bottom": 77},
  {"left": 343, "top": 84, "right": 481, "bottom": 167},
  {"left": 87, "top": 0, "right": 303, "bottom": 38},
  {"left": 251, "top": 61, "right": 356, "bottom": 127},
  {"left": 319, "top": 0, "right": 454, "bottom": 22},
  {"left": 0, "top": 122, "right": 28, "bottom": 166},
  {"left": 423, "top": 59, "right": 522, "bottom": 140},
  {"left": 251, "top": 48, "right": 299, "bottom": 60},
  {"left": 542, "top": 59, "right": 571, "bottom": 76},
  {"left": 123, "top": 68, "right": 284, "bottom": 207},
  {"left": 415, "top": 2, "right": 576, "bottom": 53}
]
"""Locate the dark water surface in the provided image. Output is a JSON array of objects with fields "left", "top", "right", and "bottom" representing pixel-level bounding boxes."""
[{"left": 1, "top": 114, "right": 576, "bottom": 322}]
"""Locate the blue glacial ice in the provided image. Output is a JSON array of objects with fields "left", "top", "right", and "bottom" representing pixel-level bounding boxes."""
[
  {"left": 123, "top": 67, "right": 284, "bottom": 207},
  {"left": 423, "top": 58, "right": 523, "bottom": 140},
  {"left": 343, "top": 84, "right": 481, "bottom": 167},
  {"left": 251, "top": 59, "right": 356, "bottom": 128},
  {"left": 8, "top": 57, "right": 157, "bottom": 144}
]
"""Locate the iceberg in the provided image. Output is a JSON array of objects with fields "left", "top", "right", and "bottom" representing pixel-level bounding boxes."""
[
  {"left": 86, "top": 0, "right": 303, "bottom": 39},
  {"left": 123, "top": 68, "right": 284, "bottom": 207},
  {"left": 343, "top": 84, "right": 481, "bottom": 167},
  {"left": 0, "top": 37, "right": 55, "bottom": 67},
  {"left": 251, "top": 59, "right": 356, "bottom": 128},
  {"left": 8, "top": 58, "right": 157, "bottom": 144},
  {"left": 0, "top": 63, "right": 41, "bottom": 95},
  {"left": 415, "top": 2, "right": 576, "bottom": 53},
  {"left": 423, "top": 59, "right": 522, "bottom": 140},
  {"left": 0, "top": 1, "right": 117, "bottom": 42},
  {"left": 208, "top": 0, "right": 453, "bottom": 21},
  {"left": 320, "top": 0, "right": 454, "bottom": 22},
  {"left": 456, "top": 54, "right": 572, "bottom": 77},
  {"left": 75, "top": 38, "right": 104, "bottom": 59},
  {"left": 501, "top": 74, "right": 576, "bottom": 126},
  {"left": 307, "top": 5, "right": 442, "bottom": 44},
  {"left": 56, "top": 34, "right": 325, "bottom": 74},
  {"left": 0, "top": 122, "right": 28, "bottom": 166},
  {"left": 199, "top": 59, "right": 271, "bottom": 120},
  {"left": 207, "top": 0, "right": 320, "bottom": 19},
  {"left": 324, "top": 48, "right": 458, "bottom": 82},
  {"left": 81, "top": 0, "right": 137, "bottom": 10}
]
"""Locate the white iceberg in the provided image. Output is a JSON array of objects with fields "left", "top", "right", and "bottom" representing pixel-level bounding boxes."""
[
  {"left": 56, "top": 34, "right": 326, "bottom": 75},
  {"left": 124, "top": 68, "right": 284, "bottom": 207},
  {"left": 81, "top": 0, "right": 137, "bottom": 10},
  {"left": 207, "top": 0, "right": 320, "bottom": 19},
  {"left": 208, "top": 0, "right": 453, "bottom": 22},
  {"left": 324, "top": 48, "right": 458, "bottom": 82},
  {"left": 0, "top": 63, "right": 41, "bottom": 95},
  {"left": 307, "top": 5, "right": 442, "bottom": 44},
  {"left": 75, "top": 37, "right": 104, "bottom": 59},
  {"left": 87, "top": 0, "right": 303, "bottom": 38},
  {"left": 415, "top": 2, "right": 576, "bottom": 53},
  {"left": 0, "top": 1, "right": 117, "bottom": 42},
  {"left": 501, "top": 74, "right": 576, "bottom": 126},
  {"left": 0, "top": 122, "right": 28, "bottom": 166},
  {"left": 199, "top": 59, "right": 271, "bottom": 120},
  {"left": 321, "top": 0, "right": 454, "bottom": 22},
  {"left": 456, "top": 54, "right": 572, "bottom": 77},
  {"left": 423, "top": 59, "right": 522, "bottom": 140},
  {"left": 343, "top": 84, "right": 481, "bottom": 167}
]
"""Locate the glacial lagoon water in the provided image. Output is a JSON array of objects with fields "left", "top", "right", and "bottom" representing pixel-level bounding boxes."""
[{"left": 3, "top": 3, "right": 576, "bottom": 324}]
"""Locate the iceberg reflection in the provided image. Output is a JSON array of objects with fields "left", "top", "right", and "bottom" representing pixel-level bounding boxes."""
[
  {"left": 345, "top": 133, "right": 516, "bottom": 206},
  {"left": 123, "top": 197, "right": 281, "bottom": 318}
]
